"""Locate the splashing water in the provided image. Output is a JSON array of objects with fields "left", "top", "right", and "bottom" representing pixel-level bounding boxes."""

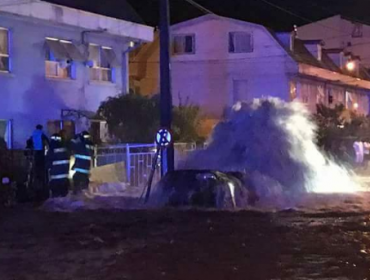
[{"left": 181, "top": 98, "right": 361, "bottom": 203}]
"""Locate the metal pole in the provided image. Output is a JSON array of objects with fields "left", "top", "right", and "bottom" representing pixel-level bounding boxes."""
[
  {"left": 145, "top": 147, "right": 161, "bottom": 203},
  {"left": 126, "top": 144, "right": 131, "bottom": 184},
  {"left": 159, "top": 0, "right": 174, "bottom": 175}
]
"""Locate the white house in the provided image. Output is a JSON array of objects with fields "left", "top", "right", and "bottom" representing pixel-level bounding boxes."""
[
  {"left": 298, "top": 15, "right": 370, "bottom": 67},
  {"left": 130, "top": 15, "right": 370, "bottom": 135},
  {"left": 0, "top": 0, "right": 153, "bottom": 148}
]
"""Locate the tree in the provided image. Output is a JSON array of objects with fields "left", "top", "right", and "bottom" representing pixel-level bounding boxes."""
[{"left": 98, "top": 93, "right": 204, "bottom": 143}]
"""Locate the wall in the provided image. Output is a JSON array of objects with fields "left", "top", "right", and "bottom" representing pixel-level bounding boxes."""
[
  {"left": 170, "top": 17, "right": 297, "bottom": 118},
  {"left": 298, "top": 15, "right": 370, "bottom": 67},
  {"left": 293, "top": 76, "right": 370, "bottom": 115},
  {"left": 0, "top": 13, "right": 131, "bottom": 148},
  {"left": 0, "top": 0, "right": 153, "bottom": 42},
  {"left": 129, "top": 34, "right": 160, "bottom": 96}
]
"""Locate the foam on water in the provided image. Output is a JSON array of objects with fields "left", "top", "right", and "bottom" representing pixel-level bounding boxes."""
[{"left": 181, "top": 98, "right": 361, "bottom": 205}]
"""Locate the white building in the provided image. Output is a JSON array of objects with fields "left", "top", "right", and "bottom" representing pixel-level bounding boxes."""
[
  {"left": 130, "top": 15, "right": 370, "bottom": 135},
  {"left": 298, "top": 15, "right": 370, "bottom": 67},
  {"left": 0, "top": 0, "right": 153, "bottom": 148}
]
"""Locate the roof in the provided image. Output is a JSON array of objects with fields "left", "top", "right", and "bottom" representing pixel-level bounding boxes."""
[
  {"left": 274, "top": 35, "right": 370, "bottom": 81},
  {"left": 0, "top": 0, "right": 154, "bottom": 42},
  {"left": 44, "top": 0, "right": 144, "bottom": 25},
  {"left": 171, "top": 14, "right": 265, "bottom": 31},
  {"left": 128, "top": 0, "right": 370, "bottom": 30}
]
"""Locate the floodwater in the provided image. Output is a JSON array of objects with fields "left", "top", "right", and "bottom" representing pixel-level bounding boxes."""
[
  {"left": 3, "top": 99, "right": 370, "bottom": 278},
  {"left": 2, "top": 193, "right": 370, "bottom": 280}
]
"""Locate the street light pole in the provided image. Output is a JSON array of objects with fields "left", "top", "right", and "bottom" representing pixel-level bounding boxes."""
[{"left": 159, "top": 0, "right": 174, "bottom": 175}]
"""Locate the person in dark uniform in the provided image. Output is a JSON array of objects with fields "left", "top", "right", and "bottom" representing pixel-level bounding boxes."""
[
  {"left": 47, "top": 133, "right": 70, "bottom": 197},
  {"left": 71, "top": 131, "right": 94, "bottom": 194},
  {"left": 28, "top": 124, "right": 49, "bottom": 201}
]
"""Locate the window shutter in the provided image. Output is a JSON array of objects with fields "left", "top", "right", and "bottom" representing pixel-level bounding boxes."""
[
  {"left": 62, "top": 42, "right": 84, "bottom": 61},
  {"left": 0, "top": 29, "right": 8, "bottom": 55},
  {"left": 229, "top": 32, "right": 253, "bottom": 53},
  {"left": 173, "top": 36, "right": 185, "bottom": 54},
  {"left": 45, "top": 39, "right": 69, "bottom": 61},
  {"left": 185, "top": 36, "right": 193, "bottom": 53},
  {"left": 229, "top": 33, "right": 235, "bottom": 53},
  {"left": 102, "top": 48, "right": 120, "bottom": 68}
]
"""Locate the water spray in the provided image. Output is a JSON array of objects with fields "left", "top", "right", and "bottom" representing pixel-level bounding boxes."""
[{"left": 180, "top": 98, "right": 360, "bottom": 205}]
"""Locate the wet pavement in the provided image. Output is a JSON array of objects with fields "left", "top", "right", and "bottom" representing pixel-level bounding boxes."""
[{"left": 1, "top": 205, "right": 370, "bottom": 280}]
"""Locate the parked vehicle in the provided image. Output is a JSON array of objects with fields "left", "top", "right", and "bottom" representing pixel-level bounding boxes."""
[{"left": 151, "top": 170, "right": 258, "bottom": 209}]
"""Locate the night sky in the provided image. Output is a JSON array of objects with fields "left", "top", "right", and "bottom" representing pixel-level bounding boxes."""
[{"left": 46, "top": 0, "right": 370, "bottom": 31}]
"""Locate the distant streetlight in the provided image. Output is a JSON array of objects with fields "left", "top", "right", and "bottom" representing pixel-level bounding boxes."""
[{"left": 346, "top": 60, "right": 356, "bottom": 71}]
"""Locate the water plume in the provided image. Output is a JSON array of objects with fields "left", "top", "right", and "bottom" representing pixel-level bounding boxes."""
[{"left": 181, "top": 98, "right": 360, "bottom": 204}]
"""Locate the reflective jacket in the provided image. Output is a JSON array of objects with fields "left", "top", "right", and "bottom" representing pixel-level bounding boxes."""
[
  {"left": 71, "top": 136, "right": 94, "bottom": 175},
  {"left": 47, "top": 140, "right": 70, "bottom": 181}
]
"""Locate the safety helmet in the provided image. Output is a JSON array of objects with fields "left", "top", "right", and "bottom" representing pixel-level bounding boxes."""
[
  {"left": 51, "top": 133, "right": 62, "bottom": 141},
  {"left": 81, "top": 131, "right": 91, "bottom": 139}
]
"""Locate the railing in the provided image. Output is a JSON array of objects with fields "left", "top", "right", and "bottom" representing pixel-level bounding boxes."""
[{"left": 94, "top": 143, "right": 196, "bottom": 187}]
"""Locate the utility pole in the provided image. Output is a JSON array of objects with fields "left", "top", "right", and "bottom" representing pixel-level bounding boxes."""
[{"left": 159, "top": 0, "right": 174, "bottom": 175}]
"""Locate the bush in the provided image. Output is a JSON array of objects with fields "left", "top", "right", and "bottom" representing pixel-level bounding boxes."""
[
  {"left": 98, "top": 93, "right": 204, "bottom": 143},
  {"left": 314, "top": 104, "right": 370, "bottom": 163}
]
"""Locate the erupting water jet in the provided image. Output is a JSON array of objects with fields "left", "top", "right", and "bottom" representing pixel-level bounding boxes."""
[{"left": 178, "top": 98, "right": 361, "bottom": 206}]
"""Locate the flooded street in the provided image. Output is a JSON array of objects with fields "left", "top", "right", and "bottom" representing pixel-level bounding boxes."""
[{"left": 2, "top": 197, "right": 370, "bottom": 280}]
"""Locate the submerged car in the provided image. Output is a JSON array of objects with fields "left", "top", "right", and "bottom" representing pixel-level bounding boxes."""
[{"left": 151, "top": 170, "right": 258, "bottom": 209}]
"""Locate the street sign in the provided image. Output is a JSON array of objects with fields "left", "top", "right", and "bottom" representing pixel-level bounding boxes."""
[{"left": 156, "top": 128, "right": 172, "bottom": 148}]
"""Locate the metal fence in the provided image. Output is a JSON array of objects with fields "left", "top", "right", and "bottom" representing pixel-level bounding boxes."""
[{"left": 94, "top": 143, "right": 196, "bottom": 187}]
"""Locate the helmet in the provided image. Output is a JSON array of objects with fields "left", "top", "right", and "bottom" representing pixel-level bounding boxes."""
[
  {"left": 81, "top": 131, "right": 91, "bottom": 139},
  {"left": 51, "top": 133, "right": 61, "bottom": 141}
]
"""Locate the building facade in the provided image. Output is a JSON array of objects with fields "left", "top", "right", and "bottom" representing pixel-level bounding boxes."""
[
  {"left": 130, "top": 15, "right": 370, "bottom": 136},
  {"left": 0, "top": 0, "right": 153, "bottom": 148},
  {"left": 298, "top": 15, "right": 370, "bottom": 67}
]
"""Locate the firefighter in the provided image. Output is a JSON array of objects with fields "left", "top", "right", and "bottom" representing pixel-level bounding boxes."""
[
  {"left": 47, "top": 133, "right": 70, "bottom": 197},
  {"left": 28, "top": 124, "right": 49, "bottom": 201},
  {"left": 71, "top": 131, "right": 94, "bottom": 194}
]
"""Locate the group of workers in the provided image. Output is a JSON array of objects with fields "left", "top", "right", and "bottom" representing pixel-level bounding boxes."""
[{"left": 26, "top": 124, "right": 94, "bottom": 201}]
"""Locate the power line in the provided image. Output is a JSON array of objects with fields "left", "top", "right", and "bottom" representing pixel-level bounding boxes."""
[
  {"left": 259, "top": 0, "right": 349, "bottom": 37},
  {"left": 259, "top": 0, "right": 313, "bottom": 24},
  {"left": 182, "top": 0, "right": 217, "bottom": 15},
  {"left": 306, "top": 0, "right": 370, "bottom": 28}
]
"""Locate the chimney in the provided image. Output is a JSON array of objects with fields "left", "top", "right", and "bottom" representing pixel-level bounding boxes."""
[
  {"left": 303, "top": 40, "right": 324, "bottom": 61},
  {"left": 291, "top": 25, "right": 298, "bottom": 51},
  {"left": 325, "top": 48, "right": 345, "bottom": 68}
]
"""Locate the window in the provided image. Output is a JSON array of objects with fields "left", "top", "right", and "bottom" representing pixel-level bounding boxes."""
[
  {"left": 45, "top": 38, "right": 82, "bottom": 79},
  {"left": 232, "top": 79, "right": 248, "bottom": 104},
  {"left": 328, "top": 88, "right": 334, "bottom": 104},
  {"left": 90, "top": 121, "right": 108, "bottom": 144},
  {"left": 173, "top": 34, "right": 195, "bottom": 55},
  {"left": 229, "top": 32, "right": 253, "bottom": 53},
  {"left": 316, "top": 85, "right": 325, "bottom": 104},
  {"left": 47, "top": 120, "right": 75, "bottom": 141},
  {"left": 289, "top": 81, "right": 297, "bottom": 101},
  {"left": 345, "top": 91, "right": 355, "bottom": 109},
  {"left": 0, "top": 119, "right": 12, "bottom": 149},
  {"left": 88, "top": 44, "right": 119, "bottom": 82},
  {"left": 0, "top": 28, "right": 10, "bottom": 72}
]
